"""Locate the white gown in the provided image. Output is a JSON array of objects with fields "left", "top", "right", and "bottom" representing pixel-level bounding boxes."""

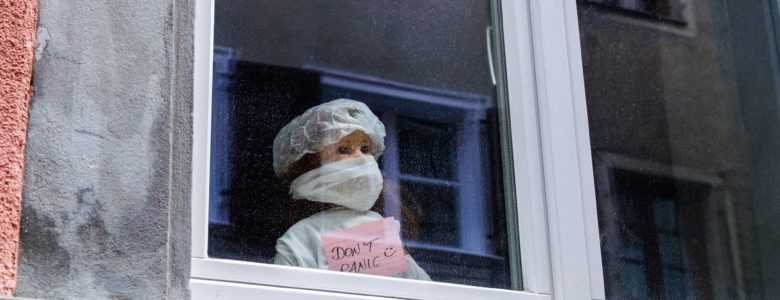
[{"left": 274, "top": 207, "right": 431, "bottom": 280}]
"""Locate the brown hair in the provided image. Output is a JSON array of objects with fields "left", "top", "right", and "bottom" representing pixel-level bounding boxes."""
[{"left": 280, "top": 152, "right": 322, "bottom": 184}]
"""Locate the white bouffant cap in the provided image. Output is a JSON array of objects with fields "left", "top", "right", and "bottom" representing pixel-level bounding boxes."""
[{"left": 272, "top": 99, "right": 386, "bottom": 178}]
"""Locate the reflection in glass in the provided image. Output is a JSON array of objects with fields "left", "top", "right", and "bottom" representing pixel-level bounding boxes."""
[
  {"left": 207, "top": 0, "right": 514, "bottom": 289},
  {"left": 398, "top": 117, "right": 456, "bottom": 180},
  {"left": 579, "top": 1, "right": 780, "bottom": 299},
  {"left": 586, "top": 0, "right": 689, "bottom": 24},
  {"left": 400, "top": 180, "right": 458, "bottom": 246}
]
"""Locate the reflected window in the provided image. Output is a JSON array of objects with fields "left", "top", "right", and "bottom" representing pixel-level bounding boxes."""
[
  {"left": 600, "top": 167, "right": 713, "bottom": 299},
  {"left": 586, "top": 0, "right": 689, "bottom": 24}
]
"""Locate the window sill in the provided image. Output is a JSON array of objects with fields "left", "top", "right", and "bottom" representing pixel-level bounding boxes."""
[{"left": 191, "top": 257, "right": 550, "bottom": 300}]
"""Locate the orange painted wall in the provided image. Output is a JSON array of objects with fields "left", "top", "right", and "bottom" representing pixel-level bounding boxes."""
[{"left": 0, "top": 0, "right": 38, "bottom": 295}]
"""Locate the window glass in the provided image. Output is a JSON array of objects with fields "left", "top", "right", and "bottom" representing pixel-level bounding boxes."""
[
  {"left": 207, "top": 0, "right": 516, "bottom": 290},
  {"left": 586, "top": 0, "right": 689, "bottom": 24},
  {"left": 397, "top": 117, "right": 456, "bottom": 180},
  {"left": 579, "top": 1, "right": 780, "bottom": 299}
]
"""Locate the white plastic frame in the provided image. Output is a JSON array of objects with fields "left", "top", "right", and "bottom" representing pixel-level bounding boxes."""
[
  {"left": 526, "top": 0, "right": 605, "bottom": 298},
  {"left": 191, "top": 0, "right": 604, "bottom": 299}
]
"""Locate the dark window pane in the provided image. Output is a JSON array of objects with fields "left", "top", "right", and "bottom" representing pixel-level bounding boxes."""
[
  {"left": 398, "top": 117, "right": 456, "bottom": 180},
  {"left": 585, "top": 0, "right": 688, "bottom": 25},
  {"left": 207, "top": 0, "right": 516, "bottom": 290},
  {"left": 579, "top": 1, "right": 780, "bottom": 298},
  {"left": 400, "top": 180, "right": 458, "bottom": 246}
]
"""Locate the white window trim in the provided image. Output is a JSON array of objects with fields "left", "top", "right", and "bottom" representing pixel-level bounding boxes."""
[
  {"left": 526, "top": 0, "right": 605, "bottom": 299},
  {"left": 191, "top": 279, "right": 432, "bottom": 300},
  {"left": 190, "top": 0, "right": 604, "bottom": 299}
]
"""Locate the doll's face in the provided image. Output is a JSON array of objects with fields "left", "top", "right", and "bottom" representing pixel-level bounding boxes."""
[{"left": 319, "top": 131, "right": 373, "bottom": 165}]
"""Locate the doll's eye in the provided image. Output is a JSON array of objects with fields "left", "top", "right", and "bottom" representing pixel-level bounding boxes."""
[
  {"left": 360, "top": 145, "right": 370, "bottom": 154},
  {"left": 338, "top": 146, "right": 349, "bottom": 154}
]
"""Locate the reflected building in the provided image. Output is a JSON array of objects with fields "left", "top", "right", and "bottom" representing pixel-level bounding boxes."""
[{"left": 578, "top": 0, "right": 780, "bottom": 299}]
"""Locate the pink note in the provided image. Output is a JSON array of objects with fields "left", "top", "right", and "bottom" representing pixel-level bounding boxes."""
[{"left": 321, "top": 217, "right": 409, "bottom": 276}]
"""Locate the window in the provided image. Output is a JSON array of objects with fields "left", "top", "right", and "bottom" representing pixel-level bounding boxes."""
[
  {"left": 585, "top": 0, "right": 689, "bottom": 24},
  {"left": 579, "top": 0, "right": 780, "bottom": 299},
  {"left": 593, "top": 154, "right": 721, "bottom": 299},
  {"left": 192, "top": 0, "right": 605, "bottom": 299},
  {"left": 205, "top": 0, "right": 515, "bottom": 290}
]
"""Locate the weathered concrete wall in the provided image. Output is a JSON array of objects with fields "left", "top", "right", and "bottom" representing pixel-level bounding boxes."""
[
  {"left": 16, "top": 0, "right": 193, "bottom": 299},
  {"left": 0, "top": 0, "right": 38, "bottom": 295}
]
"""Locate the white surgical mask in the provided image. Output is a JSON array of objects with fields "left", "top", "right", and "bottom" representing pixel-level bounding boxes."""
[{"left": 290, "top": 156, "right": 383, "bottom": 211}]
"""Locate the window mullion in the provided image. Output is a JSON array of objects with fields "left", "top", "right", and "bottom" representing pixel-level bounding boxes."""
[{"left": 527, "top": 0, "right": 605, "bottom": 299}]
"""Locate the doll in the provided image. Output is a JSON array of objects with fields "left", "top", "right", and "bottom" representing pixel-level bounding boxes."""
[{"left": 271, "top": 99, "right": 430, "bottom": 280}]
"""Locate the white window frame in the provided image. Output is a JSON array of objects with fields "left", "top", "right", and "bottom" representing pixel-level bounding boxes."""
[{"left": 190, "top": 0, "right": 605, "bottom": 299}]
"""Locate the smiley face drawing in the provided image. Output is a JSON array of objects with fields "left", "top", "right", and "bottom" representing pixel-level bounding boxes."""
[{"left": 383, "top": 246, "right": 398, "bottom": 257}]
